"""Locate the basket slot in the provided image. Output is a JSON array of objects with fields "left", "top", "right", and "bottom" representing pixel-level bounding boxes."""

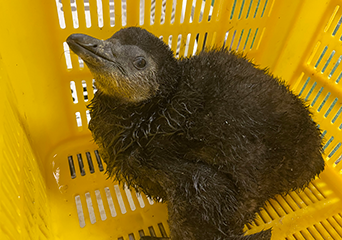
[
  {"left": 81, "top": 80, "right": 89, "bottom": 102},
  {"left": 83, "top": 0, "right": 92, "bottom": 28},
  {"left": 113, "top": 185, "right": 127, "bottom": 214},
  {"left": 148, "top": 226, "right": 157, "bottom": 236},
  {"left": 55, "top": 0, "right": 66, "bottom": 28},
  {"left": 63, "top": 42, "right": 73, "bottom": 70},
  {"left": 71, "top": 0, "right": 80, "bottom": 28},
  {"left": 85, "top": 152, "right": 95, "bottom": 173},
  {"left": 95, "top": 189, "right": 107, "bottom": 220},
  {"left": 94, "top": 150, "right": 105, "bottom": 171},
  {"left": 77, "top": 153, "right": 86, "bottom": 176},
  {"left": 104, "top": 187, "right": 117, "bottom": 217},
  {"left": 158, "top": 222, "right": 168, "bottom": 237},
  {"left": 109, "top": 0, "right": 115, "bottom": 26},
  {"left": 68, "top": 156, "right": 77, "bottom": 179},
  {"left": 85, "top": 192, "right": 97, "bottom": 224},
  {"left": 75, "top": 195, "right": 86, "bottom": 227},
  {"left": 123, "top": 185, "right": 136, "bottom": 211},
  {"left": 191, "top": 0, "right": 202, "bottom": 23},
  {"left": 128, "top": 233, "right": 136, "bottom": 240}
]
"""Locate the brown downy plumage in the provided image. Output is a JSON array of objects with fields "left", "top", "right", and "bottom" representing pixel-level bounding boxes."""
[{"left": 67, "top": 27, "right": 325, "bottom": 240}]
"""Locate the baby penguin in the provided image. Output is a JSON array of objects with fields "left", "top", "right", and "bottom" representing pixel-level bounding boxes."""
[{"left": 67, "top": 27, "right": 324, "bottom": 240}]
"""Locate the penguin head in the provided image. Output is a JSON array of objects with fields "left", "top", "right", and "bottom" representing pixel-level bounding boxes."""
[{"left": 67, "top": 27, "right": 179, "bottom": 103}]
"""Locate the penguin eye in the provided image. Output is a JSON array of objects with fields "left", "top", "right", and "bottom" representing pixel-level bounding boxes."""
[{"left": 133, "top": 57, "right": 147, "bottom": 70}]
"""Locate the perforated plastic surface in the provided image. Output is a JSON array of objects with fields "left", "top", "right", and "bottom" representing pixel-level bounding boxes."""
[{"left": 1, "top": 0, "right": 342, "bottom": 239}]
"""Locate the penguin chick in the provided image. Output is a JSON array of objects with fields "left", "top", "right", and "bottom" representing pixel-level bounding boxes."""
[{"left": 67, "top": 27, "right": 325, "bottom": 240}]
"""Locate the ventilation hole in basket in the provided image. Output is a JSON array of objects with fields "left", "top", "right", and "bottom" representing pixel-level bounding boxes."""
[
  {"left": 149, "top": 226, "right": 157, "bottom": 237},
  {"left": 184, "top": 33, "right": 191, "bottom": 57},
  {"left": 192, "top": 33, "right": 199, "bottom": 56},
  {"left": 85, "top": 192, "right": 96, "bottom": 224},
  {"left": 325, "top": 6, "right": 340, "bottom": 33},
  {"left": 150, "top": 0, "right": 156, "bottom": 25},
  {"left": 147, "top": 196, "right": 154, "bottom": 205},
  {"left": 335, "top": 155, "right": 342, "bottom": 166},
  {"left": 118, "top": 237, "right": 124, "bottom": 240},
  {"left": 75, "top": 195, "right": 85, "bottom": 227},
  {"left": 168, "top": 35, "right": 173, "bottom": 49},
  {"left": 114, "top": 185, "right": 127, "bottom": 214},
  {"left": 77, "top": 153, "right": 86, "bottom": 176},
  {"left": 305, "top": 81, "right": 317, "bottom": 101},
  {"left": 75, "top": 112, "right": 83, "bottom": 129},
  {"left": 94, "top": 190, "right": 107, "bottom": 221},
  {"left": 236, "top": 29, "right": 244, "bottom": 51},
  {"left": 243, "top": 29, "right": 251, "bottom": 51},
  {"left": 86, "top": 110, "right": 91, "bottom": 124},
  {"left": 160, "top": 0, "right": 167, "bottom": 24},
  {"left": 94, "top": 150, "right": 104, "bottom": 171},
  {"left": 85, "top": 152, "right": 95, "bottom": 173},
  {"left": 317, "top": 92, "right": 331, "bottom": 112},
  {"left": 158, "top": 223, "right": 168, "bottom": 237},
  {"left": 329, "top": 142, "right": 341, "bottom": 159},
  {"left": 256, "top": 28, "right": 265, "bottom": 50},
  {"left": 139, "top": 0, "right": 144, "bottom": 25},
  {"left": 321, "top": 130, "right": 327, "bottom": 138},
  {"left": 124, "top": 185, "right": 136, "bottom": 211},
  {"left": 329, "top": 55, "right": 342, "bottom": 78},
  {"left": 253, "top": 0, "right": 261, "bottom": 18},
  {"left": 189, "top": 0, "right": 196, "bottom": 23},
  {"left": 63, "top": 42, "right": 73, "bottom": 69},
  {"left": 139, "top": 230, "right": 145, "bottom": 237},
  {"left": 81, "top": 80, "right": 89, "bottom": 102},
  {"left": 229, "top": 30, "right": 237, "bottom": 51},
  {"left": 122, "top": 0, "right": 127, "bottom": 26},
  {"left": 70, "top": 0, "right": 80, "bottom": 28},
  {"left": 246, "top": 0, "right": 253, "bottom": 18},
  {"left": 68, "top": 156, "right": 76, "bottom": 179},
  {"left": 230, "top": 0, "right": 237, "bottom": 19},
  {"left": 260, "top": 0, "right": 268, "bottom": 18},
  {"left": 324, "top": 97, "right": 338, "bottom": 118},
  {"left": 198, "top": 0, "right": 206, "bottom": 22},
  {"left": 55, "top": 0, "right": 66, "bottom": 29},
  {"left": 170, "top": 0, "right": 177, "bottom": 24},
  {"left": 310, "top": 87, "right": 324, "bottom": 107},
  {"left": 78, "top": 57, "right": 85, "bottom": 69},
  {"left": 250, "top": 28, "right": 259, "bottom": 49},
  {"left": 83, "top": 0, "right": 92, "bottom": 28},
  {"left": 135, "top": 192, "right": 145, "bottom": 208},
  {"left": 175, "top": 34, "right": 182, "bottom": 58},
  {"left": 109, "top": 0, "right": 115, "bottom": 26},
  {"left": 93, "top": 79, "right": 98, "bottom": 94},
  {"left": 323, "top": 136, "right": 334, "bottom": 151},
  {"left": 70, "top": 81, "right": 78, "bottom": 103},
  {"left": 202, "top": 32, "right": 208, "bottom": 51},
  {"left": 238, "top": 0, "right": 245, "bottom": 19},
  {"left": 333, "top": 16, "right": 342, "bottom": 36},
  {"left": 96, "top": 0, "right": 104, "bottom": 27},
  {"left": 322, "top": 50, "right": 336, "bottom": 73},
  {"left": 180, "top": 0, "right": 188, "bottom": 24},
  {"left": 332, "top": 106, "right": 342, "bottom": 123},
  {"left": 222, "top": 31, "right": 229, "bottom": 49},
  {"left": 298, "top": 77, "right": 310, "bottom": 97},
  {"left": 128, "top": 233, "right": 136, "bottom": 240},
  {"left": 336, "top": 72, "right": 342, "bottom": 83},
  {"left": 315, "top": 46, "right": 328, "bottom": 68},
  {"left": 104, "top": 187, "right": 117, "bottom": 217}
]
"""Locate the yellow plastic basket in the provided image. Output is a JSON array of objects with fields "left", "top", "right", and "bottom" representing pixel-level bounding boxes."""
[{"left": 1, "top": 0, "right": 342, "bottom": 239}]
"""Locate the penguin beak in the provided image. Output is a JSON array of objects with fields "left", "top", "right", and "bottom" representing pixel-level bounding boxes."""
[{"left": 66, "top": 33, "right": 116, "bottom": 66}]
